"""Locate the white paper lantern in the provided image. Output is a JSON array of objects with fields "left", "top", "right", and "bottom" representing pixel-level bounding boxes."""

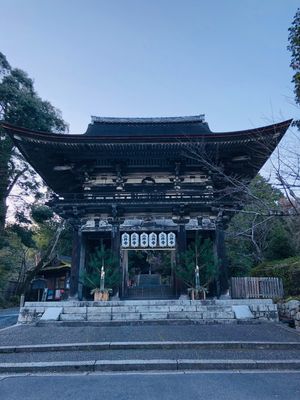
[
  {"left": 159, "top": 232, "right": 167, "bottom": 247},
  {"left": 140, "top": 232, "right": 149, "bottom": 247},
  {"left": 149, "top": 232, "right": 157, "bottom": 248},
  {"left": 121, "top": 233, "right": 130, "bottom": 248},
  {"left": 131, "top": 232, "right": 139, "bottom": 248},
  {"left": 167, "top": 232, "right": 176, "bottom": 247}
]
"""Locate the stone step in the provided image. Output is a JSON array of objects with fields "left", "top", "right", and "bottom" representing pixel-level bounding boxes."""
[
  {"left": 19, "top": 299, "right": 279, "bottom": 324},
  {"left": 2, "top": 341, "right": 300, "bottom": 354},
  {"left": 137, "top": 274, "right": 161, "bottom": 286},
  {"left": 1, "top": 359, "right": 300, "bottom": 374},
  {"left": 168, "top": 311, "right": 235, "bottom": 320},
  {"left": 60, "top": 311, "right": 236, "bottom": 322},
  {"left": 62, "top": 305, "right": 234, "bottom": 314},
  {"left": 23, "top": 299, "right": 274, "bottom": 307},
  {"left": 125, "top": 286, "right": 174, "bottom": 300}
]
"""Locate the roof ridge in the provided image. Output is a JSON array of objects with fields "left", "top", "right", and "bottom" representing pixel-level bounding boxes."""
[{"left": 90, "top": 115, "right": 206, "bottom": 124}]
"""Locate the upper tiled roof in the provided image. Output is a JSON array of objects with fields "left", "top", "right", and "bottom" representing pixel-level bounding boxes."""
[{"left": 85, "top": 115, "right": 212, "bottom": 136}]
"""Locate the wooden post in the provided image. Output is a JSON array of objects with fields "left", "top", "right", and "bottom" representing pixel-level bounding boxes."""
[
  {"left": 77, "top": 234, "right": 86, "bottom": 300},
  {"left": 214, "top": 220, "right": 229, "bottom": 297},
  {"left": 175, "top": 222, "right": 187, "bottom": 297},
  {"left": 171, "top": 250, "right": 176, "bottom": 295},
  {"left": 177, "top": 223, "right": 187, "bottom": 254},
  {"left": 70, "top": 224, "right": 81, "bottom": 298},
  {"left": 111, "top": 222, "right": 121, "bottom": 296},
  {"left": 121, "top": 249, "right": 128, "bottom": 298},
  {"left": 111, "top": 223, "right": 120, "bottom": 256},
  {"left": 19, "top": 294, "right": 25, "bottom": 308}
]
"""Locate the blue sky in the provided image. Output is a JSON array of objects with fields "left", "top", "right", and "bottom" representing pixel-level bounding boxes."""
[{"left": 0, "top": 0, "right": 299, "bottom": 134}]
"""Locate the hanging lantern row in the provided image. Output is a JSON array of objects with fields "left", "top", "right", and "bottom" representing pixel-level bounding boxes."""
[{"left": 121, "top": 232, "right": 176, "bottom": 248}]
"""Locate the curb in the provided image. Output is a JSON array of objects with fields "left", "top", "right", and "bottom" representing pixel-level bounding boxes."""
[
  {"left": 1, "top": 341, "right": 300, "bottom": 354},
  {"left": 0, "top": 359, "right": 300, "bottom": 373}
]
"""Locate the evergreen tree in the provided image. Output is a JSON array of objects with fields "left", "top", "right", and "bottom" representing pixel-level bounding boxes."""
[
  {"left": 82, "top": 244, "right": 120, "bottom": 293},
  {"left": 176, "top": 237, "right": 217, "bottom": 289},
  {"left": 0, "top": 52, "right": 67, "bottom": 238},
  {"left": 288, "top": 8, "right": 300, "bottom": 128},
  {"left": 226, "top": 175, "right": 296, "bottom": 275}
]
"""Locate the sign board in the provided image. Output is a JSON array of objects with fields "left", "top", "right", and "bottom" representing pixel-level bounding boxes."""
[{"left": 31, "top": 278, "right": 47, "bottom": 290}]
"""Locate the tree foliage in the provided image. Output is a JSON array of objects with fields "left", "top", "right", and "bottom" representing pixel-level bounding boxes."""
[
  {"left": 0, "top": 53, "right": 69, "bottom": 301},
  {"left": 0, "top": 52, "right": 67, "bottom": 236},
  {"left": 82, "top": 244, "right": 120, "bottom": 293},
  {"left": 226, "top": 175, "right": 297, "bottom": 276},
  {"left": 288, "top": 8, "right": 300, "bottom": 128},
  {"left": 251, "top": 257, "right": 300, "bottom": 297},
  {"left": 0, "top": 204, "right": 72, "bottom": 300},
  {"left": 176, "top": 237, "right": 217, "bottom": 289},
  {"left": 0, "top": 231, "right": 29, "bottom": 295}
]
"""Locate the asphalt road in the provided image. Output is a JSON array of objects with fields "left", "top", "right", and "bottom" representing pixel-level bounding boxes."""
[
  {"left": 0, "top": 308, "right": 18, "bottom": 330},
  {"left": 0, "top": 371, "right": 300, "bottom": 400}
]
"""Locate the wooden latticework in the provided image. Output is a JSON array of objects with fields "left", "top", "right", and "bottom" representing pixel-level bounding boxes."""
[{"left": 230, "top": 277, "right": 284, "bottom": 299}]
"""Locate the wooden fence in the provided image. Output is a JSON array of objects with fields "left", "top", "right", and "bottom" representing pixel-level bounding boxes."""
[{"left": 230, "top": 277, "right": 284, "bottom": 299}]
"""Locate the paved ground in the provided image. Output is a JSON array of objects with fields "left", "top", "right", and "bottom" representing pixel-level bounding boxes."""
[
  {"left": 1, "top": 372, "right": 300, "bottom": 400},
  {"left": 0, "top": 308, "right": 18, "bottom": 330},
  {"left": 0, "top": 322, "right": 299, "bottom": 346}
]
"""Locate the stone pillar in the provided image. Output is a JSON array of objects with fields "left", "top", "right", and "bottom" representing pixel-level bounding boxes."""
[
  {"left": 70, "top": 225, "right": 81, "bottom": 298},
  {"left": 214, "top": 221, "right": 229, "bottom": 297}
]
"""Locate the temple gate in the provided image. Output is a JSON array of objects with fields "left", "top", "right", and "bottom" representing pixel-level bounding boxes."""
[{"left": 3, "top": 115, "right": 292, "bottom": 300}]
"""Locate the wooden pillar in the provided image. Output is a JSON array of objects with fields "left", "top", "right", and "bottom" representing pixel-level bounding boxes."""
[
  {"left": 214, "top": 221, "right": 229, "bottom": 297},
  {"left": 111, "top": 223, "right": 120, "bottom": 256},
  {"left": 111, "top": 223, "right": 121, "bottom": 296},
  {"left": 171, "top": 250, "right": 176, "bottom": 296},
  {"left": 121, "top": 249, "right": 128, "bottom": 298},
  {"left": 175, "top": 223, "right": 187, "bottom": 296},
  {"left": 77, "top": 234, "right": 86, "bottom": 300},
  {"left": 70, "top": 225, "right": 81, "bottom": 298},
  {"left": 177, "top": 223, "right": 187, "bottom": 254}
]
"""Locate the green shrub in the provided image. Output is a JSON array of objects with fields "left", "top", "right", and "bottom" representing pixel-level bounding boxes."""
[
  {"left": 176, "top": 238, "right": 217, "bottom": 288},
  {"left": 251, "top": 257, "right": 300, "bottom": 296},
  {"left": 81, "top": 244, "right": 120, "bottom": 293}
]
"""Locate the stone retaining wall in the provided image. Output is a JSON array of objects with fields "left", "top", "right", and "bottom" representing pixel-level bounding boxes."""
[{"left": 278, "top": 300, "right": 300, "bottom": 331}]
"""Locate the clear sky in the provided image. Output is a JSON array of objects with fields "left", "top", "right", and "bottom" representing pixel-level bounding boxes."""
[{"left": 0, "top": 0, "right": 299, "bottom": 134}]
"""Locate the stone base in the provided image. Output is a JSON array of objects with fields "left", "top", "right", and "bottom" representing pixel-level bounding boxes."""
[{"left": 18, "top": 299, "right": 279, "bottom": 324}]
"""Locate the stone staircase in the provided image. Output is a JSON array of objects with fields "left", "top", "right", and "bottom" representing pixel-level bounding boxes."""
[
  {"left": 124, "top": 274, "right": 173, "bottom": 300},
  {"left": 59, "top": 301, "right": 235, "bottom": 322},
  {"left": 18, "top": 299, "right": 279, "bottom": 324},
  {"left": 125, "top": 274, "right": 173, "bottom": 300},
  {"left": 125, "top": 285, "right": 174, "bottom": 300},
  {"left": 137, "top": 274, "right": 161, "bottom": 285}
]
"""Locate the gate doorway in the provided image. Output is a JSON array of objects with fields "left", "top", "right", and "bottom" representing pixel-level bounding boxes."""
[{"left": 121, "top": 249, "right": 176, "bottom": 300}]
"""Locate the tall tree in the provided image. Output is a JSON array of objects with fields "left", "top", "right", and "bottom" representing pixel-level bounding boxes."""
[
  {"left": 0, "top": 52, "right": 67, "bottom": 239},
  {"left": 226, "top": 175, "right": 296, "bottom": 276},
  {"left": 265, "top": 10, "right": 300, "bottom": 214},
  {"left": 288, "top": 8, "right": 300, "bottom": 128}
]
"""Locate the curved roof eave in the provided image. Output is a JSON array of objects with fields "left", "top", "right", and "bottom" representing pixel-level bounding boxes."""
[{"left": 1, "top": 119, "right": 293, "bottom": 144}]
